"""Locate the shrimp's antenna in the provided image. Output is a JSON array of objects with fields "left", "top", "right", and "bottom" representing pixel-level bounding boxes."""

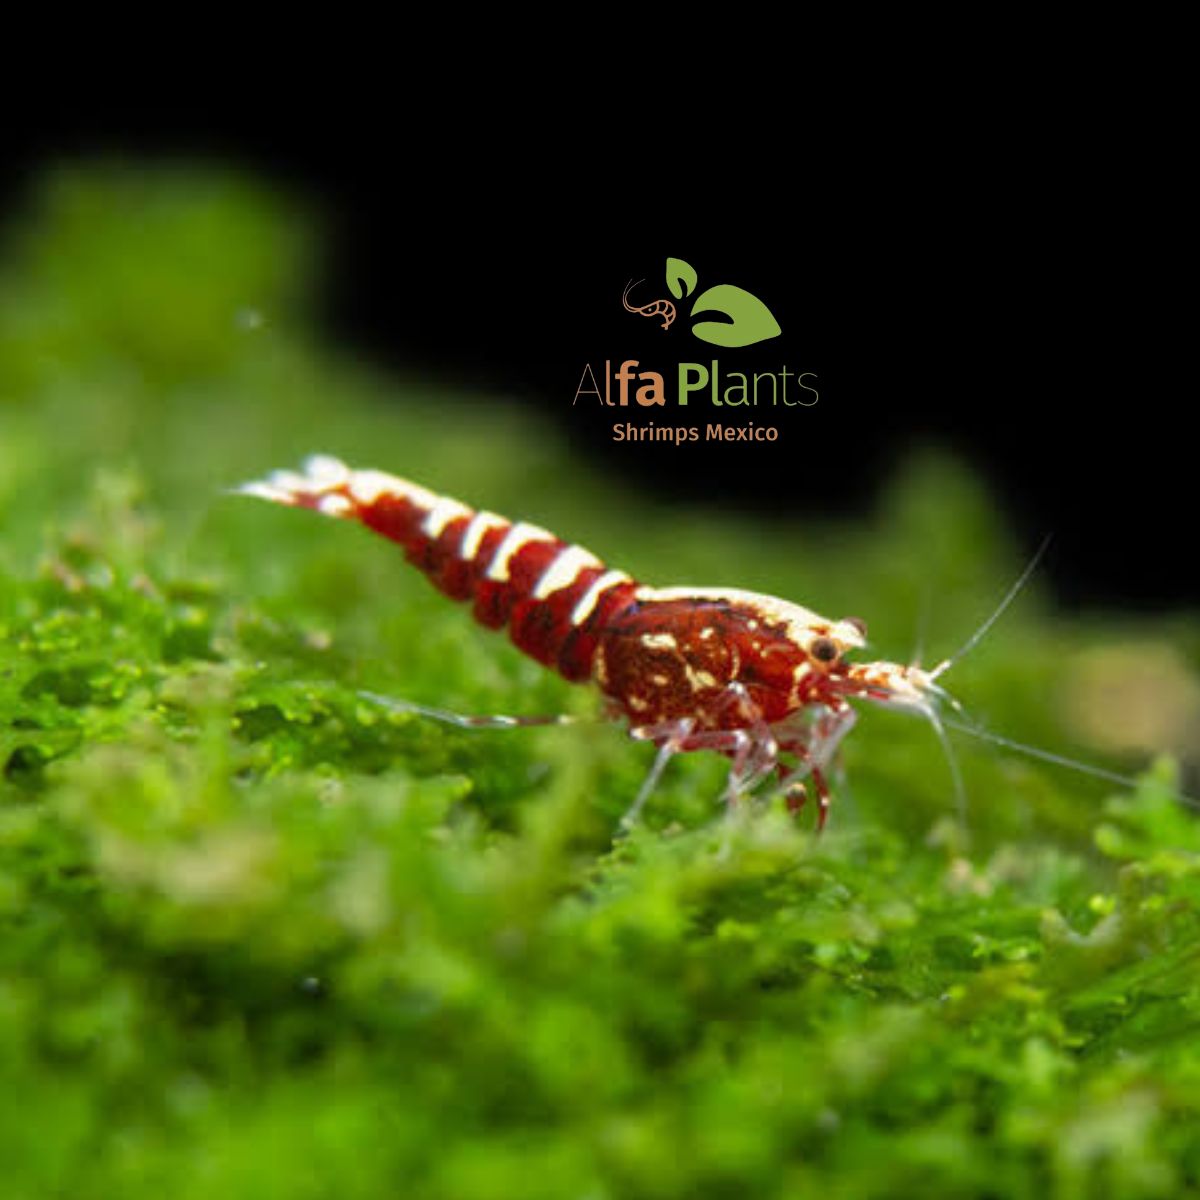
[
  {"left": 925, "top": 704, "right": 969, "bottom": 835},
  {"left": 910, "top": 581, "right": 933, "bottom": 667},
  {"left": 943, "top": 714, "right": 1200, "bottom": 812},
  {"left": 930, "top": 535, "right": 1053, "bottom": 680},
  {"left": 359, "top": 691, "right": 584, "bottom": 730},
  {"left": 622, "top": 279, "right": 644, "bottom": 311}
]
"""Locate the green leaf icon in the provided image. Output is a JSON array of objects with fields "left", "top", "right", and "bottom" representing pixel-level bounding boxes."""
[
  {"left": 665, "top": 257, "right": 697, "bottom": 300},
  {"left": 690, "top": 284, "right": 781, "bottom": 347}
]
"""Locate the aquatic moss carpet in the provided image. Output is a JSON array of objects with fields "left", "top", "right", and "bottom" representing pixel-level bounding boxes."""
[{"left": 2, "top": 169, "right": 1199, "bottom": 1198}]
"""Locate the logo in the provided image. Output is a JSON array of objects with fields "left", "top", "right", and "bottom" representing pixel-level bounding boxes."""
[
  {"left": 574, "top": 252, "right": 816, "bottom": 442},
  {"left": 621, "top": 257, "right": 781, "bottom": 348}
]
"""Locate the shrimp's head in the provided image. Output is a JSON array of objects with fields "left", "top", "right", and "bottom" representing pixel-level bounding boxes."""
[{"left": 805, "top": 617, "right": 955, "bottom": 720}]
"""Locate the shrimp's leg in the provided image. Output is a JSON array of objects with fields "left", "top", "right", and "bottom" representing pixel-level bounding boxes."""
[
  {"left": 773, "top": 706, "right": 857, "bottom": 831},
  {"left": 623, "top": 684, "right": 780, "bottom": 827},
  {"left": 624, "top": 717, "right": 696, "bottom": 829},
  {"left": 708, "top": 683, "right": 780, "bottom": 806},
  {"left": 811, "top": 706, "right": 858, "bottom": 768}
]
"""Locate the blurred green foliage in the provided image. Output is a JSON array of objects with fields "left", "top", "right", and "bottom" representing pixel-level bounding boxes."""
[{"left": 1, "top": 167, "right": 1199, "bottom": 1198}]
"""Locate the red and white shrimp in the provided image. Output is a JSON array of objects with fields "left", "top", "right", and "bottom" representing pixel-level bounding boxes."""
[{"left": 237, "top": 455, "right": 977, "bottom": 829}]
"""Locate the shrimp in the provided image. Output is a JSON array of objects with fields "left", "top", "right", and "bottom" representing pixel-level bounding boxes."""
[{"left": 237, "top": 459, "right": 1195, "bottom": 830}]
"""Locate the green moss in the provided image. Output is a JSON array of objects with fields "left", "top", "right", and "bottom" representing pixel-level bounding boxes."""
[{"left": 1, "top": 167, "right": 1198, "bottom": 1198}]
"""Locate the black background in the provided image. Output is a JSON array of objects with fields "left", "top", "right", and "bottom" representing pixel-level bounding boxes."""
[{"left": 2, "top": 114, "right": 1189, "bottom": 610}]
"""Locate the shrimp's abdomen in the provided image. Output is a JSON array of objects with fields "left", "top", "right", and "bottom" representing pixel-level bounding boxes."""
[{"left": 238, "top": 457, "right": 639, "bottom": 681}]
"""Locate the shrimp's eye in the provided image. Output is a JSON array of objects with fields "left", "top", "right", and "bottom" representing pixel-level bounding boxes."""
[{"left": 811, "top": 636, "right": 839, "bottom": 663}]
